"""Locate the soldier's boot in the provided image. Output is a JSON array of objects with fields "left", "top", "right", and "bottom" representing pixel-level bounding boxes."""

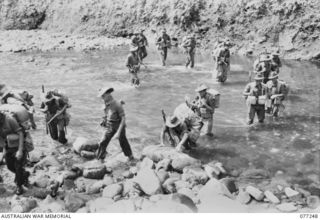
[
  {"left": 15, "top": 185, "right": 24, "bottom": 195},
  {"left": 58, "top": 130, "right": 68, "bottom": 144}
]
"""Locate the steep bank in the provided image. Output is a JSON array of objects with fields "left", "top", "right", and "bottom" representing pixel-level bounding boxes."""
[{"left": 0, "top": 0, "right": 320, "bottom": 60}]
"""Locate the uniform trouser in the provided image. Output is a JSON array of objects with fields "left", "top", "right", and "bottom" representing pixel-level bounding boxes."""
[
  {"left": 248, "top": 104, "right": 265, "bottom": 124},
  {"left": 216, "top": 63, "right": 228, "bottom": 82},
  {"left": 48, "top": 118, "right": 67, "bottom": 144},
  {"left": 202, "top": 117, "right": 213, "bottom": 134},
  {"left": 185, "top": 49, "right": 195, "bottom": 68},
  {"left": 159, "top": 47, "right": 168, "bottom": 65},
  {"left": 97, "top": 122, "right": 132, "bottom": 159},
  {"left": 138, "top": 46, "right": 147, "bottom": 61},
  {"left": 129, "top": 69, "right": 140, "bottom": 86},
  {"left": 5, "top": 150, "right": 28, "bottom": 187}
]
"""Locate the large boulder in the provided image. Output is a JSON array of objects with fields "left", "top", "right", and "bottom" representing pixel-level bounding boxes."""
[
  {"left": 80, "top": 151, "right": 96, "bottom": 160},
  {"left": 284, "top": 187, "right": 300, "bottom": 199},
  {"left": 142, "top": 145, "right": 201, "bottom": 171},
  {"left": 204, "top": 163, "right": 220, "bottom": 179},
  {"left": 245, "top": 186, "right": 264, "bottom": 201},
  {"left": 10, "top": 196, "right": 37, "bottom": 213},
  {"left": 307, "top": 196, "right": 320, "bottom": 209},
  {"left": 63, "top": 170, "right": 80, "bottom": 180},
  {"left": 182, "top": 166, "right": 209, "bottom": 185},
  {"left": 64, "top": 193, "right": 87, "bottom": 212},
  {"left": 264, "top": 190, "right": 280, "bottom": 204},
  {"left": 122, "top": 179, "right": 143, "bottom": 198},
  {"left": 73, "top": 137, "right": 99, "bottom": 154},
  {"left": 163, "top": 177, "right": 179, "bottom": 194},
  {"left": 102, "top": 183, "right": 123, "bottom": 199},
  {"left": 74, "top": 177, "right": 96, "bottom": 193},
  {"left": 29, "top": 150, "right": 44, "bottom": 163},
  {"left": 171, "top": 193, "right": 197, "bottom": 212},
  {"left": 24, "top": 187, "right": 50, "bottom": 199},
  {"left": 142, "top": 145, "right": 171, "bottom": 162},
  {"left": 82, "top": 161, "right": 107, "bottom": 179},
  {"left": 156, "top": 158, "right": 172, "bottom": 171},
  {"left": 156, "top": 170, "right": 169, "bottom": 184},
  {"left": 172, "top": 156, "right": 201, "bottom": 172},
  {"left": 33, "top": 175, "right": 51, "bottom": 188},
  {"left": 86, "top": 181, "right": 105, "bottom": 194},
  {"left": 102, "top": 175, "right": 114, "bottom": 186},
  {"left": 104, "top": 153, "right": 129, "bottom": 170},
  {"left": 177, "top": 188, "right": 198, "bottom": 204},
  {"left": 139, "top": 157, "right": 154, "bottom": 170},
  {"left": 237, "top": 188, "right": 251, "bottom": 204},
  {"left": 134, "top": 168, "right": 162, "bottom": 195},
  {"left": 198, "top": 178, "right": 234, "bottom": 203},
  {"left": 220, "top": 178, "right": 238, "bottom": 194},
  {"left": 175, "top": 180, "right": 191, "bottom": 191}
]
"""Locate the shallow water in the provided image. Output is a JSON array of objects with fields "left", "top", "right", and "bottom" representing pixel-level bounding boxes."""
[{"left": 0, "top": 46, "right": 319, "bottom": 188}]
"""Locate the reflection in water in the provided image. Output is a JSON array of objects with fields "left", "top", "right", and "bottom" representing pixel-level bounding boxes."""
[{"left": 0, "top": 47, "right": 319, "bottom": 188}]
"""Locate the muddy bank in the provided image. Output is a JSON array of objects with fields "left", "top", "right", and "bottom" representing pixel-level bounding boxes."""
[{"left": 0, "top": 0, "right": 320, "bottom": 60}]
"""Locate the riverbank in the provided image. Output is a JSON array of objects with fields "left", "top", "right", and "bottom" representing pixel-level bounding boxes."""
[
  {"left": 0, "top": 30, "right": 129, "bottom": 52},
  {"left": 1, "top": 0, "right": 320, "bottom": 60}
]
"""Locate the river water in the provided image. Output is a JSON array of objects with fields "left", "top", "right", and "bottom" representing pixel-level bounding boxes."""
[{"left": 0, "top": 46, "right": 319, "bottom": 190}]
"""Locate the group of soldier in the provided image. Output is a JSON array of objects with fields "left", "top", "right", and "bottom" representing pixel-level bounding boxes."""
[
  {"left": 244, "top": 50, "right": 288, "bottom": 125},
  {"left": 126, "top": 28, "right": 232, "bottom": 87},
  {"left": 0, "top": 29, "right": 288, "bottom": 196},
  {"left": 0, "top": 85, "right": 72, "bottom": 195}
]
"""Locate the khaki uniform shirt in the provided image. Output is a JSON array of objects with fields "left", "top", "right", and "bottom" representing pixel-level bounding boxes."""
[{"left": 103, "top": 100, "right": 125, "bottom": 124}]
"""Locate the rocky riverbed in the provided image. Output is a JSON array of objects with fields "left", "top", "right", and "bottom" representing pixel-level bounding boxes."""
[{"left": 0, "top": 136, "right": 319, "bottom": 213}]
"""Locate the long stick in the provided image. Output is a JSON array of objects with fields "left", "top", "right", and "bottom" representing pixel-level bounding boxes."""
[
  {"left": 47, "top": 105, "right": 68, "bottom": 125},
  {"left": 42, "top": 85, "right": 49, "bottom": 135}
]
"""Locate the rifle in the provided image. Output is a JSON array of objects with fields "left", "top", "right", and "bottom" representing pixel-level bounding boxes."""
[
  {"left": 42, "top": 85, "right": 49, "bottom": 134},
  {"left": 47, "top": 105, "right": 68, "bottom": 125}
]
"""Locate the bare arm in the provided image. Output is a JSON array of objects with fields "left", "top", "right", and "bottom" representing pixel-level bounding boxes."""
[
  {"left": 115, "top": 115, "right": 125, "bottom": 138},
  {"left": 243, "top": 84, "right": 252, "bottom": 96}
]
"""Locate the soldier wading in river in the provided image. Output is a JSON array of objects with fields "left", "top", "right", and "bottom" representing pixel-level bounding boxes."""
[
  {"left": 126, "top": 46, "right": 141, "bottom": 87},
  {"left": 243, "top": 72, "right": 268, "bottom": 125},
  {"left": 181, "top": 33, "right": 197, "bottom": 68},
  {"left": 40, "top": 89, "right": 70, "bottom": 144},
  {"left": 96, "top": 87, "right": 134, "bottom": 161},
  {"left": 156, "top": 28, "right": 171, "bottom": 66}
]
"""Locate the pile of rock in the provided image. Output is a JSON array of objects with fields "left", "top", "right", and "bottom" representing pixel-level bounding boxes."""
[{"left": 2, "top": 141, "right": 319, "bottom": 213}]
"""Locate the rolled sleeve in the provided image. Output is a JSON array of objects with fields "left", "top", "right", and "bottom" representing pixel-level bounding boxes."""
[{"left": 116, "top": 102, "right": 125, "bottom": 118}]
